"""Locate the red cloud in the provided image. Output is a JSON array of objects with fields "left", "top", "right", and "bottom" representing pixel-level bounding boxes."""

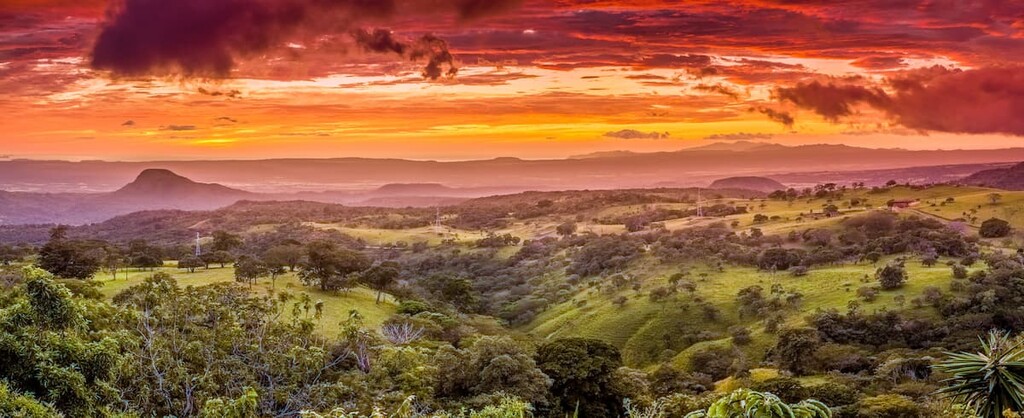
[{"left": 776, "top": 66, "right": 1024, "bottom": 135}]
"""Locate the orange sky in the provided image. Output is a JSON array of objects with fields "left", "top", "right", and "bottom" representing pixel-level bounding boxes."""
[{"left": 2, "top": 0, "right": 1023, "bottom": 160}]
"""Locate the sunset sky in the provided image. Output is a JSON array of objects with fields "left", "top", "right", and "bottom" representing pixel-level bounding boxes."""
[{"left": 2, "top": 0, "right": 1023, "bottom": 160}]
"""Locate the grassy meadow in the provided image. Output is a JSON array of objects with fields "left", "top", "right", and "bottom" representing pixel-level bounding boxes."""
[
  {"left": 523, "top": 256, "right": 973, "bottom": 368},
  {"left": 96, "top": 262, "right": 397, "bottom": 337}
]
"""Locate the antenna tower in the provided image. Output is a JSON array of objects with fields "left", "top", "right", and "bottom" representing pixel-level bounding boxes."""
[
  {"left": 434, "top": 207, "right": 443, "bottom": 235},
  {"left": 697, "top": 187, "right": 704, "bottom": 217}
]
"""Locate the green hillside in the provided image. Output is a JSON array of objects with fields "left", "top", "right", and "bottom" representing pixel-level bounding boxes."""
[
  {"left": 96, "top": 264, "right": 397, "bottom": 337},
  {"left": 523, "top": 256, "right": 973, "bottom": 368}
]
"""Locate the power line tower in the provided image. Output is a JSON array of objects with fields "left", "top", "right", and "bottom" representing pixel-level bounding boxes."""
[
  {"left": 696, "top": 187, "right": 704, "bottom": 217},
  {"left": 195, "top": 232, "right": 201, "bottom": 257},
  {"left": 434, "top": 207, "right": 443, "bottom": 235}
]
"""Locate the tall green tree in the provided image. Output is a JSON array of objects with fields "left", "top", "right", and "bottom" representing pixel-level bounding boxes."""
[
  {"left": 299, "top": 241, "right": 370, "bottom": 292},
  {"left": 234, "top": 255, "right": 269, "bottom": 288},
  {"left": 37, "top": 225, "right": 101, "bottom": 279},
  {"left": 0, "top": 266, "right": 123, "bottom": 416},
  {"left": 536, "top": 338, "right": 624, "bottom": 418},
  {"left": 211, "top": 230, "right": 243, "bottom": 253},
  {"left": 263, "top": 244, "right": 304, "bottom": 272},
  {"left": 773, "top": 328, "right": 821, "bottom": 376},
  {"left": 361, "top": 262, "right": 400, "bottom": 304},
  {"left": 112, "top": 273, "right": 354, "bottom": 417}
]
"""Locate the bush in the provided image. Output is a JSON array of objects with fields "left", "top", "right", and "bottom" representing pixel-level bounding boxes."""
[
  {"left": 729, "top": 326, "right": 752, "bottom": 346},
  {"left": 689, "top": 347, "right": 739, "bottom": 381},
  {"left": 951, "top": 263, "right": 968, "bottom": 279},
  {"left": 751, "top": 377, "right": 807, "bottom": 403},
  {"left": 773, "top": 328, "right": 821, "bottom": 376},
  {"left": 979, "top": 218, "right": 1011, "bottom": 238},
  {"left": 806, "top": 382, "right": 860, "bottom": 407},
  {"left": 920, "top": 286, "right": 943, "bottom": 307},
  {"left": 876, "top": 262, "right": 907, "bottom": 290},
  {"left": 812, "top": 343, "right": 872, "bottom": 374},
  {"left": 856, "top": 286, "right": 879, "bottom": 302},
  {"left": 790, "top": 265, "right": 809, "bottom": 277},
  {"left": 396, "top": 300, "right": 433, "bottom": 315},
  {"left": 758, "top": 248, "right": 804, "bottom": 271},
  {"left": 854, "top": 394, "right": 924, "bottom": 418}
]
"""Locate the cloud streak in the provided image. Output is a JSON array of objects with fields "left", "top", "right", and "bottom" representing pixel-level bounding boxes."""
[{"left": 603, "top": 129, "right": 670, "bottom": 139}]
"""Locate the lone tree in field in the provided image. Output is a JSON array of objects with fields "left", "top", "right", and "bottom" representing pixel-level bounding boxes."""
[
  {"left": 234, "top": 255, "right": 269, "bottom": 288},
  {"left": 980, "top": 218, "right": 1012, "bottom": 238},
  {"left": 556, "top": 221, "right": 577, "bottom": 237},
  {"left": 361, "top": 261, "right": 400, "bottom": 304},
  {"left": 988, "top": 193, "right": 1003, "bottom": 206},
  {"left": 177, "top": 256, "right": 203, "bottom": 273},
  {"left": 263, "top": 244, "right": 303, "bottom": 272},
  {"left": 876, "top": 262, "right": 908, "bottom": 290}
]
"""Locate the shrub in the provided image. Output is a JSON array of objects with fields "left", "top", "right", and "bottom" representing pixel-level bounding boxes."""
[
  {"left": 806, "top": 382, "right": 860, "bottom": 407},
  {"left": 751, "top": 377, "right": 807, "bottom": 404},
  {"left": 979, "top": 218, "right": 1011, "bottom": 238},
  {"left": 773, "top": 328, "right": 821, "bottom": 376},
  {"left": 689, "top": 347, "right": 739, "bottom": 381},
  {"left": 396, "top": 300, "right": 433, "bottom": 315},
  {"left": 612, "top": 295, "right": 628, "bottom": 307},
  {"left": 951, "top": 263, "right": 968, "bottom": 279},
  {"left": 921, "top": 286, "right": 943, "bottom": 307},
  {"left": 854, "top": 394, "right": 924, "bottom": 418},
  {"left": 856, "top": 286, "right": 879, "bottom": 302},
  {"left": 729, "top": 326, "right": 752, "bottom": 346},
  {"left": 876, "top": 262, "right": 907, "bottom": 290}
]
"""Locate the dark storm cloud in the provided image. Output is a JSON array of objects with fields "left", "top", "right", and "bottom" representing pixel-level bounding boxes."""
[
  {"left": 776, "top": 66, "right": 1024, "bottom": 135},
  {"left": 776, "top": 81, "right": 891, "bottom": 122},
  {"left": 89, "top": 0, "right": 519, "bottom": 79},
  {"left": 352, "top": 29, "right": 457, "bottom": 79}
]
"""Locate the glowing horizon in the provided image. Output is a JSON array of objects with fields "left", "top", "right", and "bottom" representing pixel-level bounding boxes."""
[{"left": 2, "top": 1, "right": 1023, "bottom": 160}]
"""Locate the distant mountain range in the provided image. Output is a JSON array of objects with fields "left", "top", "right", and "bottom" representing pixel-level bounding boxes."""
[
  {"left": 5, "top": 143, "right": 1024, "bottom": 194},
  {"left": 0, "top": 169, "right": 257, "bottom": 225},
  {"left": 0, "top": 169, "right": 513, "bottom": 225},
  {"left": 3, "top": 144, "right": 1024, "bottom": 225}
]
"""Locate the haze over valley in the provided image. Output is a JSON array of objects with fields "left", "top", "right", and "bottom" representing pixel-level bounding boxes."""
[{"left": 5, "top": 1, "right": 1024, "bottom": 417}]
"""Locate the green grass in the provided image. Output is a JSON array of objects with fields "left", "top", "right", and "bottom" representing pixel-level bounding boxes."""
[
  {"left": 96, "top": 263, "right": 397, "bottom": 337},
  {"left": 523, "top": 256, "right": 975, "bottom": 368}
]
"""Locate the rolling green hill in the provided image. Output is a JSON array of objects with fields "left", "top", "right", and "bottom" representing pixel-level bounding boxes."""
[
  {"left": 523, "top": 256, "right": 972, "bottom": 368},
  {"left": 96, "top": 264, "right": 397, "bottom": 337}
]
